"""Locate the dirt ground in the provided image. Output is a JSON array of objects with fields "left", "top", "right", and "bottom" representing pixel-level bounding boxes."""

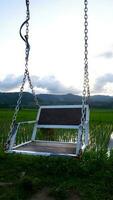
[{"left": 30, "top": 187, "right": 80, "bottom": 200}]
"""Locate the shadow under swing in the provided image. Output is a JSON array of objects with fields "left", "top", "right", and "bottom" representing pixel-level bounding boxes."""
[{"left": 5, "top": 0, "right": 90, "bottom": 157}]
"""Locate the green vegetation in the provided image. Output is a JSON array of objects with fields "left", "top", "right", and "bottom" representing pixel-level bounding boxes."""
[
  {"left": 90, "top": 108, "right": 113, "bottom": 123},
  {"left": 0, "top": 109, "right": 37, "bottom": 149},
  {"left": 0, "top": 108, "right": 113, "bottom": 199},
  {"left": 1, "top": 152, "right": 113, "bottom": 200}
]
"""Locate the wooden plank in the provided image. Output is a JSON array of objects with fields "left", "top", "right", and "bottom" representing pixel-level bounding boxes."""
[{"left": 38, "top": 108, "right": 83, "bottom": 126}]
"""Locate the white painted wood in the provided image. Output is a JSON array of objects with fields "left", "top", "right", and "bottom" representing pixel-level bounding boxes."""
[
  {"left": 12, "top": 140, "right": 32, "bottom": 149},
  {"left": 18, "top": 120, "right": 36, "bottom": 125},
  {"left": 108, "top": 132, "right": 113, "bottom": 150},
  {"left": 86, "top": 106, "right": 89, "bottom": 121},
  {"left": 40, "top": 105, "right": 88, "bottom": 109},
  {"left": 31, "top": 108, "right": 41, "bottom": 140},
  {"left": 8, "top": 149, "right": 78, "bottom": 157},
  {"left": 76, "top": 126, "right": 82, "bottom": 155},
  {"left": 37, "top": 125, "right": 79, "bottom": 129},
  {"left": 84, "top": 122, "right": 89, "bottom": 145},
  {"left": 9, "top": 124, "right": 20, "bottom": 150}
]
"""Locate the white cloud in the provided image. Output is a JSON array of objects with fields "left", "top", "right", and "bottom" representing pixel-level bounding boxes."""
[
  {"left": 97, "top": 51, "right": 113, "bottom": 59},
  {"left": 0, "top": 74, "right": 23, "bottom": 91},
  {"left": 93, "top": 73, "right": 113, "bottom": 94},
  {"left": 0, "top": 74, "right": 79, "bottom": 94}
]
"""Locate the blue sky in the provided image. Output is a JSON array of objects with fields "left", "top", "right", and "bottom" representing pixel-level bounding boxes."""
[{"left": 0, "top": 0, "right": 113, "bottom": 95}]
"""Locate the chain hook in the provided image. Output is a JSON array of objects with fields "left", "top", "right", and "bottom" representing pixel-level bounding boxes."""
[{"left": 19, "top": 0, "right": 30, "bottom": 54}]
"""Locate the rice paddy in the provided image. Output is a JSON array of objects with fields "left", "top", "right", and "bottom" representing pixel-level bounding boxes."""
[{"left": 0, "top": 108, "right": 113, "bottom": 152}]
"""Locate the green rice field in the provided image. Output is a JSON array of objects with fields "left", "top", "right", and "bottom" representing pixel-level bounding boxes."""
[{"left": 0, "top": 108, "right": 113, "bottom": 152}]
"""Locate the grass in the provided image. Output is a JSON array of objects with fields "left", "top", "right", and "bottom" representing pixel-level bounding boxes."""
[
  {"left": 0, "top": 108, "right": 113, "bottom": 199},
  {"left": 1, "top": 152, "right": 113, "bottom": 200},
  {"left": 90, "top": 108, "right": 113, "bottom": 123}
]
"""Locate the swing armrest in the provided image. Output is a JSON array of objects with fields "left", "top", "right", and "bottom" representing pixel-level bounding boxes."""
[{"left": 17, "top": 120, "right": 36, "bottom": 125}]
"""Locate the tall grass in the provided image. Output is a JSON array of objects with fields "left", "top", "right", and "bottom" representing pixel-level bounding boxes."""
[
  {"left": 89, "top": 108, "right": 113, "bottom": 152},
  {"left": 37, "top": 128, "right": 78, "bottom": 142},
  {"left": 90, "top": 123, "right": 113, "bottom": 150}
]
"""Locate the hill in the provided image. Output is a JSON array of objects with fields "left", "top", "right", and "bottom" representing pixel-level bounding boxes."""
[{"left": 0, "top": 92, "right": 113, "bottom": 108}]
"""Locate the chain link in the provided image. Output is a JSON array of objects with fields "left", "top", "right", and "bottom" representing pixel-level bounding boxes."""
[
  {"left": 5, "top": 0, "right": 39, "bottom": 150},
  {"left": 81, "top": 0, "right": 90, "bottom": 129}
]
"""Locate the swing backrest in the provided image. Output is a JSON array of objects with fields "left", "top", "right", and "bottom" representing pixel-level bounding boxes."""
[{"left": 36, "top": 105, "right": 89, "bottom": 129}]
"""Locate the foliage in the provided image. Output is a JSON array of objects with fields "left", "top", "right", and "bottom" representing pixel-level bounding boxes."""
[{"left": 0, "top": 152, "right": 113, "bottom": 199}]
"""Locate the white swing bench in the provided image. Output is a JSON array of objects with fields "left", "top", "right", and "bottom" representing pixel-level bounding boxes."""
[{"left": 7, "top": 105, "right": 89, "bottom": 157}]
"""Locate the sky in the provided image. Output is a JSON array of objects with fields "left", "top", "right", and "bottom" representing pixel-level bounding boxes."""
[{"left": 0, "top": 0, "right": 113, "bottom": 95}]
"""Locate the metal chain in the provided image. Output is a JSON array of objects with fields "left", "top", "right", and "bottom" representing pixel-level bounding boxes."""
[
  {"left": 5, "top": 0, "right": 39, "bottom": 150},
  {"left": 24, "top": 0, "right": 39, "bottom": 108},
  {"left": 81, "top": 0, "right": 90, "bottom": 128}
]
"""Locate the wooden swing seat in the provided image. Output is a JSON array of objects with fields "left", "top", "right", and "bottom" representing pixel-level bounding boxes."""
[
  {"left": 12, "top": 141, "right": 76, "bottom": 155},
  {"left": 7, "top": 105, "right": 89, "bottom": 157}
]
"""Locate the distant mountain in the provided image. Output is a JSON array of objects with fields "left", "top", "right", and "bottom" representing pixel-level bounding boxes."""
[
  {"left": 0, "top": 92, "right": 113, "bottom": 108},
  {"left": 90, "top": 95, "right": 113, "bottom": 102},
  {"left": 90, "top": 95, "right": 113, "bottom": 108},
  {"left": 38, "top": 93, "right": 81, "bottom": 105},
  {"left": 0, "top": 92, "right": 35, "bottom": 108}
]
